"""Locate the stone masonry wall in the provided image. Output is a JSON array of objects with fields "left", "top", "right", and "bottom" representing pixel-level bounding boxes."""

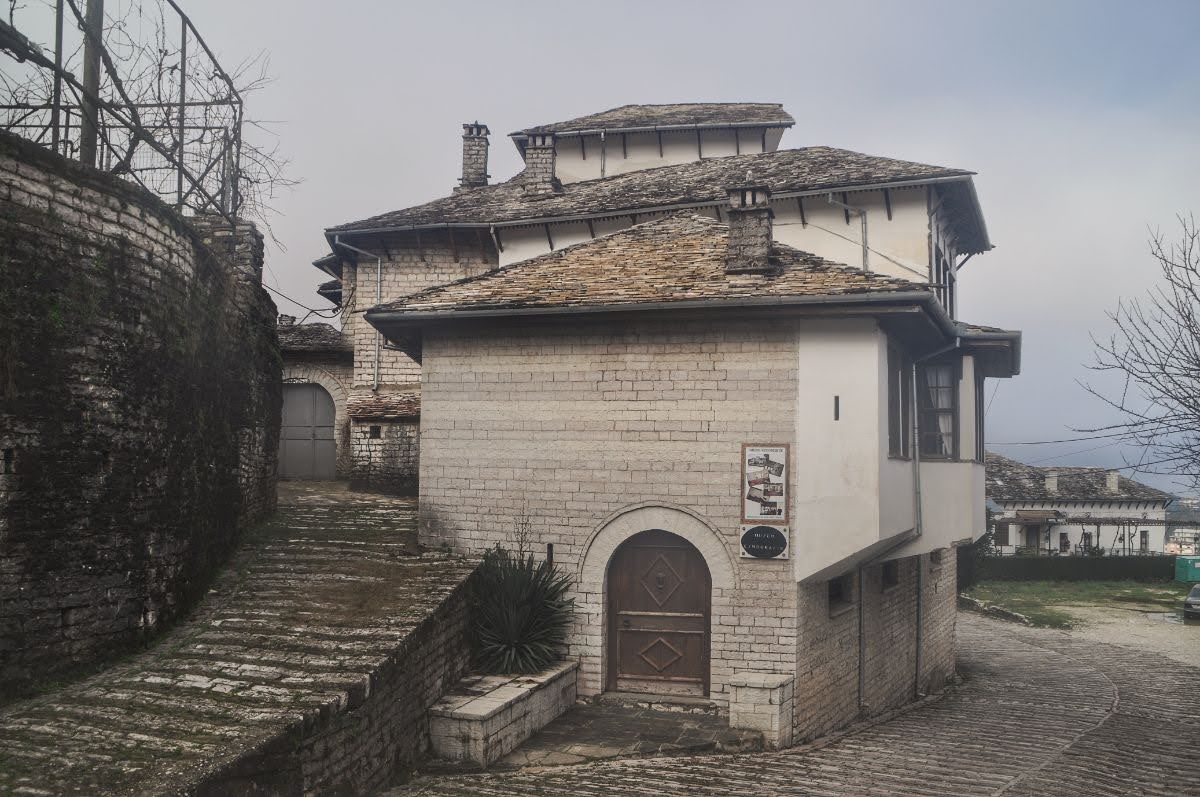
[
  {"left": 192, "top": 570, "right": 475, "bottom": 795},
  {"left": 345, "top": 231, "right": 495, "bottom": 388},
  {"left": 418, "top": 318, "right": 799, "bottom": 706},
  {"left": 351, "top": 418, "right": 420, "bottom": 495},
  {"left": 0, "top": 131, "right": 280, "bottom": 695},
  {"left": 793, "top": 551, "right": 957, "bottom": 743}
]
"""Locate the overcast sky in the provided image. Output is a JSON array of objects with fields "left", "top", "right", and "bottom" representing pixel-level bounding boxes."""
[{"left": 180, "top": 0, "right": 1200, "bottom": 493}]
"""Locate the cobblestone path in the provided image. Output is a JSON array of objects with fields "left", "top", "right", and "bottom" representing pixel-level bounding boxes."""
[
  {"left": 393, "top": 614, "right": 1200, "bottom": 797},
  {"left": 0, "top": 485, "right": 473, "bottom": 796}
]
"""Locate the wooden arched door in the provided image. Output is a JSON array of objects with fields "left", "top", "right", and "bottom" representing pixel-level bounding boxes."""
[{"left": 606, "top": 529, "right": 710, "bottom": 696}]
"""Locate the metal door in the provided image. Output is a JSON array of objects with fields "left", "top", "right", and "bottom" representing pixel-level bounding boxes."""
[
  {"left": 279, "top": 384, "right": 336, "bottom": 480},
  {"left": 607, "top": 529, "right": 710, "bottom": 696}
]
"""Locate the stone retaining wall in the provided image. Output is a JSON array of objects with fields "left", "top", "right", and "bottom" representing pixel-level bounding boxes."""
[
  {"left": 191, "top": 567, "right": 475, "bottom": 795},
  {"left": 0, "top": 130, "right": 280, "bottom": 696}
]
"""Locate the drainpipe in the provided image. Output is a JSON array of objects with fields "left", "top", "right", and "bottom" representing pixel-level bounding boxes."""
[
  {"left": 909, "top": 336, "right": 960, "bottom": 699},
  {"left": 857, "top": 563, "right": 867, "bottom": 714},
  {"left": 334, "top": 236, "right": 383, "bottom": 391}
]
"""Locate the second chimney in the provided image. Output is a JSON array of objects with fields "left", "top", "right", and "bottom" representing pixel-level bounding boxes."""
[
  {"left": 1106, "top": 469, "right": 1120, "bottom": 493},
  {"left": 724, "top": 183, "right": 776, "bottom": 274},
  {"left": 1044, "top": 469, "right": 1059, "bottom": 494},
  {"left": 522, "top": 133, "right": 561, "bottom": 194},
  {"left": 457, "top": 122, "right": 490, "bottom": 192}
]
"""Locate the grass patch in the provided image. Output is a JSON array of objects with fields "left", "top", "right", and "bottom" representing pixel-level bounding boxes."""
[{"left": 966, "top": 580, "right": 1190, "bottom": 629}]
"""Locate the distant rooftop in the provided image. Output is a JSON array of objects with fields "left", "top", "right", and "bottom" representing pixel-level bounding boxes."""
[
  {"left": 513, "top": 103, "right": 795, "bottom": 137},
  {"left": 986, "top": 452, "right": 1173, "bottom": 503},
  {"left": 276, "top": 321, "right": 351, "bottom": 354}
]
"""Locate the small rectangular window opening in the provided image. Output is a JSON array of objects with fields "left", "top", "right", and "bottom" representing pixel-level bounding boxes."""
[
  {"left": 881, "top": 560, "right": 899, "bottom": 590},
  {"left": 834, "top": 395, "right": 840, "bottom": 421},
  {"left": 828, "top": 572, "right": 854, "bottom": 615},
  {"left": 546, "top": 543, "right": 554, "bottom": 565},
  {"left": 929, "top": 549, "right": 945, "bottom": 567},
  {"left": 369, "top": 425, "right": 382, "bottom": 439},
  {"left": 1, "top": 448, "right": 12, "bottom": 474}
]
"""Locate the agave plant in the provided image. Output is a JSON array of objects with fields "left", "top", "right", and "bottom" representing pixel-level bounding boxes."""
[{"left": 468, "top": 547, "right": 574, "bottom": 674}]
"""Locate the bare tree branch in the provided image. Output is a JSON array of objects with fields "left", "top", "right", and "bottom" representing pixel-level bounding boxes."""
[{"left": 1081, "top": 215, "right": 1200, "bottom": 487}]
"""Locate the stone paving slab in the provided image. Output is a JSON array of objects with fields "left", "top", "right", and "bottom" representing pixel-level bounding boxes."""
[
  {"left": 0, "top": 483, "right": 475, "bottom": 796},
  {"left": 389, "top": 613, "right": 1200, "bottom": 796},
  {"left": 487, "top": 701, "right": 763, "bottom": 770}
]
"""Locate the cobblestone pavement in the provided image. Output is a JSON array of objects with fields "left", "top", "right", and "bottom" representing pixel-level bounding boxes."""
[
  {"left": 491, "top": 699, "right": 762, "bottom": 770},
  {"left": 0, "top": 484, "right": 473, "bottom": 796},
  {"left": 392, "top": 614, "right": 1200, "bottom": 796}
]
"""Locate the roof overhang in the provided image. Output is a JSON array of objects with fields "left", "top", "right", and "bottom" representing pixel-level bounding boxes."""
[
  {"left": 366, "top": 289, "right": 980, "bottom": 366},
  {"left": 958, "top": 325, "right": 1022, "bottom": 378},
  {"left": 509, "top": 120, "right": 795, "bottom": 157},
  {"left": 324, "top": 174, "right": 985, "bottom": 251}
]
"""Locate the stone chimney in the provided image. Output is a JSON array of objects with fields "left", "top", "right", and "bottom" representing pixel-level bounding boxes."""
[
  {"left": 1106, "top": 469, "right": 1120, "bottom": 493},
  {"left": 1044, "top": 469, "right": 1059, "bottom": 494},
  {"left": 278, "top": 314, "right": 296, "bottom": 326},
  {"left": 724, "top": 182, "right": 776, "bottom": 274},
  {"left": 457, "top": 122, "right": 490, "bottom": 192},
  {"left": 522, "top": 133, "right": 561, "bottom": 194}
]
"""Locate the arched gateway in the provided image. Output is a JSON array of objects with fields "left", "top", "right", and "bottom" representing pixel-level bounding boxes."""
[
  {"left": 606, "top": 529, "right": 711, "bottom": 696},
  {"left": 279, "top": 383, "right": 336, "bottom": 480}
]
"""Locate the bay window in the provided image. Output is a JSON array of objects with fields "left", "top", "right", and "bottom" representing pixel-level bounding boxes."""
[{"left": 918, "top": 361, "right": 958, "bottom": 458}]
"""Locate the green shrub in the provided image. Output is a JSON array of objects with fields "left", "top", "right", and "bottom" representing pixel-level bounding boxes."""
[{"left": 468, "top": 547, "right": 574, "bottom": 674}]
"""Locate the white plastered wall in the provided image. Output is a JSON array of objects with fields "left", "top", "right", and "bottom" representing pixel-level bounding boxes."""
[
  {"left": 495, "top": 188, "right": 935, "bottom": 290},
  {"left": 551, "top": 127, "right": 787, "bottom": 184}
]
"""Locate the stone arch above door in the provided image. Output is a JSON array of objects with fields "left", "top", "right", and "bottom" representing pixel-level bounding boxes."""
[
  {"left": 282, "top": 364, "right": 350, "bottom": 478},
  {"left": 579, "top": 503, "right": 736, "bottom": 595}
]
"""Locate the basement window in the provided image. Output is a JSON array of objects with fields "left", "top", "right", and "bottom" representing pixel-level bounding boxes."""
[
  {"left": 369, "top": 425, "right": 382, "bottom": 439},
  {"left": 929, "top": 549, "right": 945, "bottom": 568},
  {"left": 881, "top": 560, "right": 899, "bottom": 591},
  {"left": 828, "top": 573, "right": 855, "bottom": 616}
]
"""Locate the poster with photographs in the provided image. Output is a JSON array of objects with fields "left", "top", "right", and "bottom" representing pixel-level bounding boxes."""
[{"left": 741, "top": 443, "right": 789, "bottom": 523}]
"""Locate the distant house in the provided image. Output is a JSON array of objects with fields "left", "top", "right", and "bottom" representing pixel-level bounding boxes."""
[
  {"left": 985, "top": 452, "right": 1175, "bottom": 555},
  {"left": 277, "top": 317, "right": 352, "bottom": 481}
]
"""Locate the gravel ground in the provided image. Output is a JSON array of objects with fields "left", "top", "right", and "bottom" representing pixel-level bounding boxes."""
[{"left": 1052, "top": 604, "right": 1200, "bottom": 667}]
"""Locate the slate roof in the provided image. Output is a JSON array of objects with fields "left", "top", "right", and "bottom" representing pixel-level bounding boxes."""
[
  {"left": 316, "top": 279, "right": 342, "bottom": 307},
  {"left": 327, "top": 146, "right": 984, "bottom": 251},
  {"left": 514, "top": 103, "right": 795, "bottom": 136},
  {"left": 370, "top": 213, "right": 923, "bottom": 316},
  {"left": 276, "top": 322, "right": 351, "bottom": 354},
  {"left": 348, "top": 392, "right": 421, "bottom": 420},
  {"left": 985, "top": 452, "right": 1173, "bottom": 503}
]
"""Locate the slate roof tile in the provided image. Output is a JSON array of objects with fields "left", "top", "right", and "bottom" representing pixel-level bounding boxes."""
[
  {"left": 985, "top": 452, "right": 1173, "bottom": 503},
  {"left": 276, "top": 322, "right": 351, "bottom": 354},
  {"left": 515, "top": 103, "right": 795, "bottom": 135},
  {"left": 328, "top": 146, "right": 973, "bottom": 235},
  {"left": 348, "top": 392, "right": 420, "bottom": 420},
  {"left": 372, "top": 213, "right": 923, "bottom": 315}
]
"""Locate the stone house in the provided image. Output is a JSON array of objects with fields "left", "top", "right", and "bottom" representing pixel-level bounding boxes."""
[
  {"left": 305, "top": 102, "right": 1020, "bottom": 744},
  {"left": 312, "top": 103, "right": 992, "bottom": 497},
  {"left": 277, "top": 314, "right": 420, "bottom": 491},
  {"left": 985, "top": 452, "right": 1176, "bottom": 555}
]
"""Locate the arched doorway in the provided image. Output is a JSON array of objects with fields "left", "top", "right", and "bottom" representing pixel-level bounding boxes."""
[
  {"left": 606, "top": 529, "right": 711, "bottom": 696},
  {"left": 279, "top": 383, "right": 336, "bottom": 480}
]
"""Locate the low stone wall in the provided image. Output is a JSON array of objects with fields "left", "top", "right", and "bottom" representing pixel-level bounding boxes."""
[
  {"left": 429, "top": 661, "right": 579, "bottom": 768},
  {"left": 0, "top": 130, "right": 280, "bottom": 696}
]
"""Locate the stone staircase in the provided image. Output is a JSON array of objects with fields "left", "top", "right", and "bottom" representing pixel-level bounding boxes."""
[{"left": 0, "top": 485, "right": 476, "bottom": 795}]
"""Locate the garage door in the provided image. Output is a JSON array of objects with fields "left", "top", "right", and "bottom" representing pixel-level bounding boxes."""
[{"left": 279, "top": 383, "right": 336, "bottom": 480}]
